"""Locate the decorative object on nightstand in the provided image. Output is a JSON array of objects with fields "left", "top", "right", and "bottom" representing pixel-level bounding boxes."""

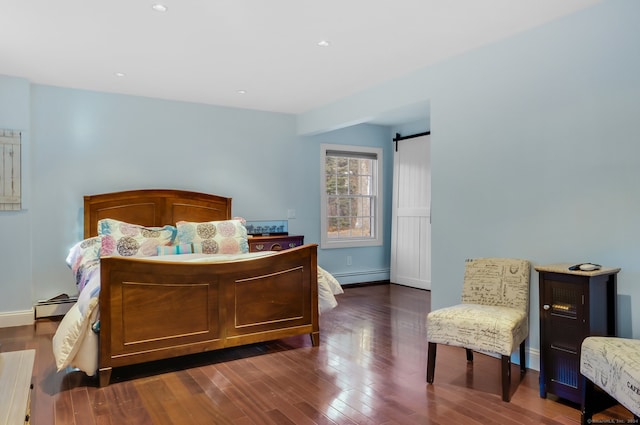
[
  {"left": 0, "top": 349, "right": 35, "bottom": 425},
  {"left": 245, "top": 220, "right": 288, "bottom": 236},
  {"left": 535, "top": 263, "right": 620, "bottom": 404}
]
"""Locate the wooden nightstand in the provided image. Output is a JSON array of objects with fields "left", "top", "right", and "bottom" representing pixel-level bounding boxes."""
[
  {"left": 0, "top": 349, "right": 35, "bottom": 425},
  {"left": 248, "top": 235, "right": 304, "bottom": 252},
  {"left": 535, "top": 264, "right": 619, "bottom": 404}
]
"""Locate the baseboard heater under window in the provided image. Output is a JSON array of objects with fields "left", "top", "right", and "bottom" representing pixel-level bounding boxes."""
[{"left": 34, "top": 294, "right": 77, "bottom": 319}]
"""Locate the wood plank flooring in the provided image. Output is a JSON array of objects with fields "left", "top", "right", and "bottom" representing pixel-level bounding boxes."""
[{"left": 0, "top": 284, "right": 635, "bottom": 424}]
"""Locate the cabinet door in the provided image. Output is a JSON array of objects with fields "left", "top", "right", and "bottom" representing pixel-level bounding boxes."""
[{"left": 540, "top": 277, "right": 586, "bottom": 403}]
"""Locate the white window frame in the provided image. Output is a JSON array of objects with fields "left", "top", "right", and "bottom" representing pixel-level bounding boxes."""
[{"left": 320, "top": 143, "right": 383, "bottom": 249}]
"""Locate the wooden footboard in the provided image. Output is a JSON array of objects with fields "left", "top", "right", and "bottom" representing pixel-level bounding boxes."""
[{"left": 98, "top": 244, "right": 318, "bottom": 387}]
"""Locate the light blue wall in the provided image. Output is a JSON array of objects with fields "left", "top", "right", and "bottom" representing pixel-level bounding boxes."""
[
  {"left": 430, "top": 0, "right": 640, "bottom": 345},
  {"left": 27, "top": 86, "right": 299, "bottom": 301},
  {"left": 0, "top": 76, "right": 32, "bottom": 313},
  {"left": 303, "top": 124, "right": 394, "bottom": 283},
  {"left": 300, "top": 0, "right": 640, "bottom": 364},
  {"left": 0, "top": 80, "right": 393, "bottom": 314}
]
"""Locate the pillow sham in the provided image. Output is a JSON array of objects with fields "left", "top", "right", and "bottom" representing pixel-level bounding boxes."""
[
  {"left": 66, "top": 236, "right": 102, "bottom": 275},
  {"left": 175, "top": 219, "right": 248, "bottom": 254},
  {"left": 98, "top": 218, "right": 176, "bottom": 257}
]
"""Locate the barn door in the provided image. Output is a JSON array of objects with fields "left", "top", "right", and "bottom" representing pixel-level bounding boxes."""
[{"left": 390, "top": 134, "right": 431, "bottom": 290}]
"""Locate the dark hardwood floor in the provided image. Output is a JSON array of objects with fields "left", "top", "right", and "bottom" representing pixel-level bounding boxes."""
[{"left": 1, "top": 284, "right": 634, "bottom": 424}]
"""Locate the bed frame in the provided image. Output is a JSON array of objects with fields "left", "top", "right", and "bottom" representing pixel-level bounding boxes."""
[{"left": 84, "top": 189, "right": 319, "bottom": 387}]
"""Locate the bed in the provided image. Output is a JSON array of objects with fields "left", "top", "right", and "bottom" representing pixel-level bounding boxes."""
[{"left": 52, "top": 189, "right": 342, "bottom": 387}]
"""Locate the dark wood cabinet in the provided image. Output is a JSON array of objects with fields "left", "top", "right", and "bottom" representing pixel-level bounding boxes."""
[
  {"left": 535, "top": 264, "right": 620, "bottom": 404},
  {"left": 248, "top": 235, "right": 304, "bottom": 252}
]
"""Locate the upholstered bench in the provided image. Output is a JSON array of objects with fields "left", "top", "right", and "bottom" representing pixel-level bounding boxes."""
[{"left": 580, "top": 336, "right": 640, "bottom": 424}]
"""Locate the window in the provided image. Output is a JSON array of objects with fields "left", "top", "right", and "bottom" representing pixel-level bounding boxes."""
[{"left": 320, "top": 144, "right": 383, "bottom": 249}]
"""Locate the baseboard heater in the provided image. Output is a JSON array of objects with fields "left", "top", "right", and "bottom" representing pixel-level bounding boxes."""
[{"left": 34, "top": 294, "right": 77, "bottom": 319}]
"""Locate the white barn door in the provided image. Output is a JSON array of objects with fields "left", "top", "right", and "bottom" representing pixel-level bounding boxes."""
[{"left": 390, "top": 134, "right": 431, "bottom": 290}]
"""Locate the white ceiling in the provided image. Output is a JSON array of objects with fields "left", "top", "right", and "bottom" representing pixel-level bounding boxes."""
[{"left": 0, "top": 0, "right": 600, "bottom": 122}]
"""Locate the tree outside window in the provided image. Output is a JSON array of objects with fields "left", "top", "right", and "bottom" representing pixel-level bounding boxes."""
[{"left": 321, "top": 145, "right": 382, "bottom": 249}]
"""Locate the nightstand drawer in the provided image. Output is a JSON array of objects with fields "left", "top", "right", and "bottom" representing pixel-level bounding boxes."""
[{"left": 248, "top": 235, "right": 304, "bottom": 252}]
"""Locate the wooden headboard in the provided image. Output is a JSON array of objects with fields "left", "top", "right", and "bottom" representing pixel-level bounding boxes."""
[{"left": 83, "top": 189, "right": 232, "bottom": 238}]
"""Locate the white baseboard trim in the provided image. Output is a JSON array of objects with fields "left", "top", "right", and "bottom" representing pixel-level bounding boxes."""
[
  {"left": 526, "top": 347, "right": 540, "bottom": 372},
  {"left": 481, "top": 347, "right": 540, "bottom": 372},
  {"left": 0, "top": 309, "right": 34, "bottom": 328},
  {"left": 332, "top": 269, "right": 390, "bottom": 285}
]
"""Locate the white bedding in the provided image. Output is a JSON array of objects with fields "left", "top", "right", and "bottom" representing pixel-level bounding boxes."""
[{"left": 53, "top": 250, "right": 343, "bottom": 376}]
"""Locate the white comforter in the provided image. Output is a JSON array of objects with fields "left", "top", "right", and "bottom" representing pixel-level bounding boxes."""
[{"left": 52, "top": 251, "right": 343, "bottom": 376}]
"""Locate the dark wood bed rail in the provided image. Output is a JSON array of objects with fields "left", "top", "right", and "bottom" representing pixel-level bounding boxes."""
[{"left": 83, "top": 189, "right": 319, "bottom": 387}]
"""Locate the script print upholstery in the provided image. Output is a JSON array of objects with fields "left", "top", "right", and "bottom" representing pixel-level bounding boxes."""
[
  {"left": 427, "top": 258, "right": 530, "bottom": 356},
  {"left": 581, "top": 336, "right": 640, "bottom": 417}
]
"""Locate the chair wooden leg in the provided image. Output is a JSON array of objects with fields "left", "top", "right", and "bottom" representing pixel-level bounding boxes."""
[
  {"left": 426, "top": 342, "right": 437, "bottom": 383},
  {"left": 519, "top": 341, "right": 526, "bottom": 374},
  {"left": 501, "top": 355, "right": 511, "bottom": 402},
  {"left": 581, "top": 376, "right": 639, "bottom": 424},
  {"left": 466, "top": 348, "right": 473, "bottom": 362},
  {"left": 581, "top": 376, "right": 595, "bottom": 425}
]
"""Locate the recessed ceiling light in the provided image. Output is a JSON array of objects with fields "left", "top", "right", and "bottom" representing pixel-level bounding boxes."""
[
  {"left": 317, "top": 40, "right": 330, "bottom": 47},
  {"left": 237, "top": 90, "right": 247, "bottom": 95},
  {"left": 114, "top": 72, "right": 126, "bottom": 77},
  {"left": 152, "top": 4, "right": 168, "bottom": 12}
]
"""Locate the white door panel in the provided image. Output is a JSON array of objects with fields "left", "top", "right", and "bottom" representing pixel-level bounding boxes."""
[{"left": 391, "top": 135, "right": 431, "bottom": 290}]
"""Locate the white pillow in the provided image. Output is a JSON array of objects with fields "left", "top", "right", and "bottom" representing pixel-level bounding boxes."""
[
  {"left": 318, "top": 266, "right": 344, "bottom": 295},
  {"left": 52, "top": 298, "right": 98, "bottom": 371},
  {"left": 317, "top": 266, "right": 343, "bottom": 314},
  {"left": 69, "top": 324, "right": 98, "bottom": 376}
]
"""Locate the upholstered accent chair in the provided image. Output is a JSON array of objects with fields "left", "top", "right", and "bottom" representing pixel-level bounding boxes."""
[
  {"left": 426, "top": 257, "right": 531, "bottom": 402},
  {"left": 580, "top": 336, "right": 640, "bottom": 424}
]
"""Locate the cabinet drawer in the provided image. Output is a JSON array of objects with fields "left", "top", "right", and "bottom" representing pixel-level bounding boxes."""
[{"left": 248, "top": 235, "right": 304, "bottom": 252}]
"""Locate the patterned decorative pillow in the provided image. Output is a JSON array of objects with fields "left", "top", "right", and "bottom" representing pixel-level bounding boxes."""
[
  {"left": 98, "top": 219, "right": 177, "bottom": 257},
  {"left": 175, "top": 219, "right": 248, "bottom": 254},
  {"left": 66, "top": 236, "right": 102, "bottom": 275}
]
